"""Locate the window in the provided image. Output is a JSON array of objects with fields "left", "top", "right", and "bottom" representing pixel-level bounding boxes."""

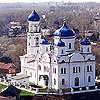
[
  {"left": 88, "top": 76, "right": 91, "bottom": 82},
  {"left": 53, "top": 68, "right": 56, "bottom": 74},
  {"left": 64, "top": 68, "right": 66, "bottom": 74},
  {"left": 69, "top": 43, "right": 71, "bottom": 49},
  {"left": 87, "top": 66, "right": 89, "bottom": 72},
  {"left": 90, "top": 65, "right": 92, "bottom": 72},
  {"left": 55, "top": 68, "right": 56, "bottom": 73},
  {"left": 87, "top": 48, "right": 89, "bottom": 52},
  {"left": 44, "top": 66, "right": 46, "bottom": 72},
  {"left": 61, "top": 49, "right": 64, "bottom": 54},
  {"left": 79, "top": 67, "right": 80, "bottom": 73},
  {"left": 62, "top": 79, "right": 65, "bottom": 85},
  {"left": 75, "top": 77, "right": 79, "bottom": 86},
  {"left": 73, "top": 67, "right": 80, "bottom": 73},
  {"left": 61, "top": 68, "right": 67, "bottom": 74},
  {"left": 61, "top": 68, "right": 63, "bottom": 74},
  {"left": 46, "top": 47, "right": 48, "bottom": 52},
  {"left": 87, "top": 65, "right": 92, "bottom": 72},
  {"left": 36, "top": 37, "right": 39, "bottom": 46},
  {"left": 76, "top": 67, "right": 78, "bottom": 73},
  {"left": 26, "top": 71, "right": 27, "bottom": 75},
  {"left": 54, "top": 78, "right": 56, "bottom": 85},
  {"left": 37, "top": 50, "right": 39, "bottom": 53},
  {"left": 81, "top": 47, "right": 83, "bottom": 52},
  {"left": 38, "top": 65, "right": 41, "bottom": 70},
  {"left": 73, "top": 67, "right": 75, "bottom": 73}
]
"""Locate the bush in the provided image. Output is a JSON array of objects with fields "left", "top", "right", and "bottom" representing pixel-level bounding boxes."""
[{"left": 0, "top": 84, "right": 7, "bottom": 89}]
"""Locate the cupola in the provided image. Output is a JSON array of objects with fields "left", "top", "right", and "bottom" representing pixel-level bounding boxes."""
[
  {"left": 53, "top": 22, "right": 75, "bottom": 37},
  {"left": 28, "top": 10, "right": 40, "bottom": 21}
]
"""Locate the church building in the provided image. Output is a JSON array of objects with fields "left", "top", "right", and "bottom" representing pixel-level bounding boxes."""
[{"left": 20, "top": 10, "right": 95, "bottom": 90}]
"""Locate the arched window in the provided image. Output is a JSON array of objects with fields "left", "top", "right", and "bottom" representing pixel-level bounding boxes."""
[
  {"left": 76, "top": 67, "right": 78, "bottom": 73},
  {"left": 87, "top": 48, "right": 89, "bottom": 52},
  {"left": 61, "top": 49, "right": 64, "bottom": 54},
  {"left": 88, "top": 76, "right": 91, "bottom": 82},
  {"left": 62, "top": 79, "right": 65, "bottom": 85},
  {"left": 75, "top": 77, "right": 79, "bottom": 86},
  {"left": 54, "top": 78, "right": 56, "bottom": 85},
  {"left": 87, "top": 66, "right": 89, "bottom": 72},
  {"left": 90, "top": 65, "right": 92, "bottom": 72},
  {"left": 38, "top": 65, "right": 41, "bottom": 70},
  {"left": 61, "top": 68, "right": 63, "bottom": 74},
  {"left": 46, "top": 47, "right": 48, "bottom": 51},
  {"left": 44, "top": 66, "right": 46, "bottom": 72},
  {"left": 53, "top": 68, "right": 56, "bottom": 73},
  {"left": 81, "top": 47, "right": 83, "bottom": 52},
  {"left": 26, "top": 71, "right": 27, "bottom": 75},
  {"left": 79, "top": 67, "right": 80, "bottom": 73},
  {"left": 55, "top": 68, "right": 56, "bottom": 73},
  {"left": 37, "top": 50, "right": 39, "bottom": 53},
  {"left": 69, "top": 43, "right": 71, "bottom": 49},
  {"left": 36, "top": 37, "right": 39, "bottom": 46},
  {"left": 73, "top": 67, "right": 75, "bottom": 73},
  {"left": 64, "top": 68, "right": 66, "bottom": 74}
]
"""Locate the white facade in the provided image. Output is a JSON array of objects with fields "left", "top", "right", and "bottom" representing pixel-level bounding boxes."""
[{"left": 20, "top": 11, "right": 96, "bottom": 90}]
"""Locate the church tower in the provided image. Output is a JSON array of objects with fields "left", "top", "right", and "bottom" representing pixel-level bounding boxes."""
[
  {"left": 53, "top": 22, "right": 75, "bottom": 54},
  {"left": 80, "top": 39, "right": 92, "bottom": 54},
  {"left": 52, "top": 22, "right": 76, "bottom": 89},
  {"left": 80, "top": 39, "right": 95, "bottom": 87},
  {"left": 27, "top": 10, "right": 41, "bottom": 55}
]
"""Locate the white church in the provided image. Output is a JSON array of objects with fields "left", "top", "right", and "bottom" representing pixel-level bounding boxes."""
[{"left": 20, "top": 10, "right": 96, "bottom": 90}]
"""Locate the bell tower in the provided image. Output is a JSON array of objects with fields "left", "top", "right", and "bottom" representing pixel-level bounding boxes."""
[{"left": 27, "top": 10, "right": 41, "bottom": 55}]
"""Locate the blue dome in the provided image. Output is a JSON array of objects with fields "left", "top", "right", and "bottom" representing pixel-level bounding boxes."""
[
  {"left": 28, "top": 10, "right": 40, "bottom": 21},
  {"left": 54, "top": 22, "right": 75, "bottom": 37},
  {"left": 41, "top": 39, "right": 49, "bottom": 45},
  {"left": 57, "top": 40, "right": 65, "bottom": 47},
  {"left": 81, "top": 39, "right": 91, "bottom": 45}
]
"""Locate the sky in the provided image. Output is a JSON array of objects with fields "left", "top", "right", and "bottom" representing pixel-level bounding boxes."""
[{"left": 0, "top": 0, "right": 100, "bottom": 3}]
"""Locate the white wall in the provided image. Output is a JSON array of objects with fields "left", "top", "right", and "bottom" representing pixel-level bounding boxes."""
[{"left": 62, "top": 37, "right": 75, "bottom": 51}]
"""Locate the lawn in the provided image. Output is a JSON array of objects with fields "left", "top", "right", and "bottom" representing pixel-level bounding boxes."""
[
  {"left": 38, "top": 88, "right": 47, "bottom": 92},
  {"left": 0, "top": 84, "right": 7, "bottom": 89},
  {"left": 20, "top": 90, "right": 35, "bottom": 96}
]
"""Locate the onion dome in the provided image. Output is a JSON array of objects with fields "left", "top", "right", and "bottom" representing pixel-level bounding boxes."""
[
  {"left": 81, "top": 39, "right": 91, "bottom": 45},
  {"left": 57, "top": 40, "right": 65, "bottom": 47},
  {"left": 54, "top": 22, "right": 75, "bottom": 37},
  {"left": 28, "top": 10, "right": 40, "bottom": 21},
  {"left": 41, "top": 39, "right": 49, "bottom": 45}
]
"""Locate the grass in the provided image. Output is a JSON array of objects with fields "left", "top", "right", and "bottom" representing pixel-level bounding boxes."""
[
  {"left": 20, "top": 90, "right": 35, "bottom": 96},
  {"left": 0, "top": 84, "right": 7, "bottom": 89},
  {"left": 38, "top": 88, "right": 47, "bottom": 92}
]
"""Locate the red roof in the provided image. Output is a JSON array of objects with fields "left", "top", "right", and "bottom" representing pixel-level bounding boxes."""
[
  {"left": 0, "top": 62, "right": 16, "bottom": 74},
  {"left": 0, "top": 62, "right": 16, "bottom": 70}
]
